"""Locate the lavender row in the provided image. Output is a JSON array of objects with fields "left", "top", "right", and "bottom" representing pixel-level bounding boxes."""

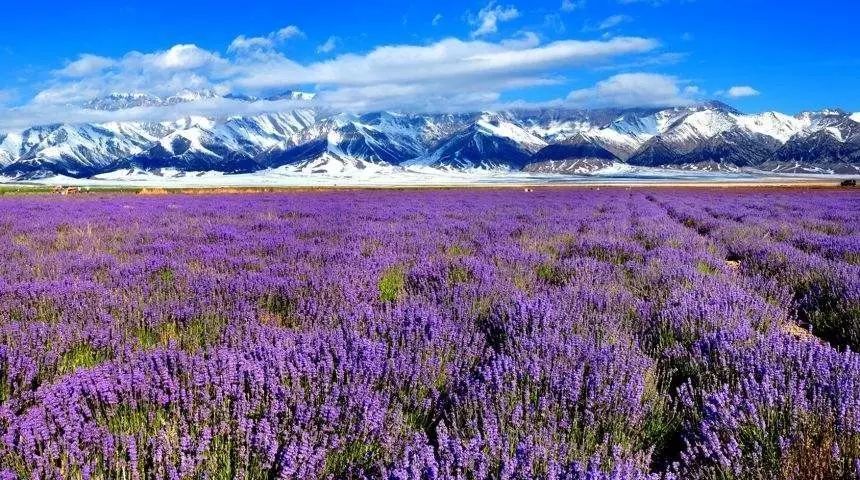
[{"left": 0, "top": 188, "right": 857, "bottom": 479}]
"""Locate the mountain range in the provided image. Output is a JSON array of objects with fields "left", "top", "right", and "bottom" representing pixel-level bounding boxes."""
[{"left": 1, "top": 91, "right": 858, "bottom": 180}]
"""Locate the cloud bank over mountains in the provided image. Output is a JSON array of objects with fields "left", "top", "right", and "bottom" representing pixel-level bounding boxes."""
[
  {"left": 0, "top": 0, "right": 775, "bottom": 132},
  {"left": 1, "top": 31, "right": 690, "bottom": 130}
]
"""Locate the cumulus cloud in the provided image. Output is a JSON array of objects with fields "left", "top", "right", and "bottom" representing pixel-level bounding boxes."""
[
  {"left": 138, "top": 44, "right": 225, "bottom": 71},
  {"left": 567, "top": 72, "right": 698, "bottom": 107},
  {"left": 316, "top": 36, "right": 339, "bottom": 54},
  {"left": 432, "top": 14, "right": 443, "bottom": 26},
  {"left": 0, "top": 97, "right": 316, "bottom": 132},
  {"left": 725, "top": 85, "right": 760, "bottom": 98},
  {"left": 274, "top": 26, "right": 304, "bottom": 41},
  {"left": 32, "top": 44, "right": 228, "bottom": 106},
  {"left": 593, "top": 51, "right": 686, "bottom": 72},
  {"left": 56, "top": 54, "right": 117, "bottom": 77},
  {"left": 227, "top": 36, "right": 274, "bottom": 53},
  {"left": 228, "top": 25, "right": 304, "bottom": 53},
  {"left": 0, "top": 89, "right": 15, "bottom": 107},
  {"left": 470, "top": 2, "right": 520, "bottom": 37},
  {"left": 233, "top": 36, "right": 657, "bottom": 91},
  {"left": 3, "top": 32, "right": 666, "bottom": 129}
]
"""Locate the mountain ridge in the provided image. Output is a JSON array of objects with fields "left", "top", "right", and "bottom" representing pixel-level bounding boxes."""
[{"left": 1, "top": 92, "right": 858, "bottom": 179}]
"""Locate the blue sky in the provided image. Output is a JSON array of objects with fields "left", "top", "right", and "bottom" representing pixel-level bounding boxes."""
[{"left": 0, "top": 0, "right": 857, "bottom": 127}]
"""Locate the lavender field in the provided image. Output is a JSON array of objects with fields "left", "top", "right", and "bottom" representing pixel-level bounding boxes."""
[{"left": 0, "top": 188, "right": 858, "bottom": 479}]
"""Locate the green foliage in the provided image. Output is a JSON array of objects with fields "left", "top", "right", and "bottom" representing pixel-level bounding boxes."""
[
  {"left": 639, "top": 368, "right": 682, "bottom": 471},
  {"left": 536, "top": 263, "right": 565, "bottom": 286},
  {"left": 448, "top": 265, "right": 472, "bottom": 285},
  {"left": 0, "top": 364, "right": 9, "bottom": 404},
  {"left": 586, "top": 245, "right": 639, "bottom": 265},
  {"left": 793, "top": 273, "right": 860, "bottom": 351},
  {"left": 135, "top": 316, "right": 224, "bottom": 352},
  {"left": 696, "top": 261, "right": 719, "bottom": 275},
  {"left": 378, "top": 267, "right": 406, "bottom": 302},
  {"left": 445, "top": 244, "right": 472, "bottom": 258},
  {"left": 155, "top": 267, "right": 175, "bottom": 285},
  {"left": 57, "top": 344, "right": 111, "bottom": 375},
  {"left": 322, "top": 441, "right": 384, "bottom": 478},
  {"left": 804, "top": 300, "right": 860, "bottom": 352},
  {"left": 103, "top": 403, "right": 173, "bottom": 436},
  {"left": 259, "top": 292, "right": 299, "bottom": 328}
]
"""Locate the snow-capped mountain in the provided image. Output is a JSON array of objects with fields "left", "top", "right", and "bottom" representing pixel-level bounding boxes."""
[
  {"left": 1, "top": 91, "right": 858, "bottom": 179},
  {"left": 406, "top": 113, "right": 546, "bottom": 170},
  {"left": 525, "top": 133, "right": 618, "bottom": 174},
  {"left": 266, "top": 91, "right": 318, "bottom": 101},
  {"left": 0, "top": 122, "right": 171, "bottom": 177},
  {"left": 624, "top": 104, "right": 860, "bottom": 172},
  {"left": 768, "top": 110, "right": 860, "bottom": 173},
  {"left": 83, "top": 93, "right": 165, "bottom": 111},
  {"left": 258, "top": 112, "right": 433, "bottom": 173},
  {"left": 82, "top": 89, "right": 315, "bottom": 111},
  {"left": 83, "top": 90, "right": 222, "bottom": 111}
]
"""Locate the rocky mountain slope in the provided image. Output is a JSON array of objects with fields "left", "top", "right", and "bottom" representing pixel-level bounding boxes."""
[{"left": 1, "top": 92, "right": 858, "bottom": 179}]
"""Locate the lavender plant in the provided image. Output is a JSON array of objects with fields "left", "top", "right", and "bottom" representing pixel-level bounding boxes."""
[{"left": 0, "top": 188, "right": 856, "bottom": 479}]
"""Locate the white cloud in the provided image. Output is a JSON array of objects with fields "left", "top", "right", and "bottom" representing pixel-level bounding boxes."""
[
  {"left": 0, "top": 97, "right": 315, "bottom": 132},
  {"left": 56, "top": 54, "right": 116, "bottom": 77},
  {"left": 32, "top": 44, "right": 228, "bottom": 105},
  {"left": 228, "top": 36, "right": 275, "bottom": 53},
  {"left": 316, "top": 84, "right": 504, "bottom": 113},
  {"left": 233, "top": 36, "right": 658, "bottom": 92},
  {"left": 317, "top": 36, "right": 339, "bottom": 54},
  {"left": 0, "top": 89, "right": 15, "bottom": 107},
  {"left": 274, "top": 26, "right": 304, "bottom": 41},
  {"left": 432, "top": 14, "right": 443, "bottom": 26},
  {"left": 726, "top": 85, "right": 760, "bottom": 98},
  {"left": 6, "top": 33, "right": 663, "bottom": 128},
  {"left": 228, "top": 25, "right": 304, "bottom": 53},
  {"left": 140, "top": 44, "right": 223, "bottom": 71},
  {"left": 683, "top": 85, "right": 701, "bottom": 95},
  {"left": 471, "top": 2, "right": 520, "bottom": 37},
  {"left": 567, "top": 72, "right": 698, "bottom": 107},
  {"left": 561, "top": 0, "right": 585, "bottom": 11},
  {"left": 597, "top": 14, "right": 632, "bottom": 30},
  {"left": 592, "top": 51, "right": 686, "bottom": 71}
]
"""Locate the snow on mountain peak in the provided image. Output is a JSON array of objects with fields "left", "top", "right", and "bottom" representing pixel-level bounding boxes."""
[
  {"left": 81, "top": 89, "right": 315, "bottom": 112},
  {"left": 819, "top": 108, "right": 846, "bottom": 116},
  {"left": 2, "top": 101, "right": 858, "bottom": 179},
  {"left": 165, "top": 89, "right": 220, "bottom": 105},
  {"left": 172, "top": 116, "right": 216, "bottom": 130},
  {"left": 697, "top": 101, "right": 740, "bottom": 114},
  {"left": 475, "top": 114, "right": 546, "bottom": 152},
  {"left": 83, "top": 90, "right": 221, "bottom": 111},
  {"left": 659, "top": 109, "right": 735, "bottom": 146},
  {"left": 266, "top": 90, "right": 317, "bottom": 101},
  {"left": 83, "top": 92, "right": 164, "bottom": 111},
  {"left": 158, "top": 127, "right": 220, "bottom": 158},
  {"left": 823, "top": 126, "right": 844, "bottom": 142},
  {"left": 734, "top": 111, "right": 804, "bottom": 143}
]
